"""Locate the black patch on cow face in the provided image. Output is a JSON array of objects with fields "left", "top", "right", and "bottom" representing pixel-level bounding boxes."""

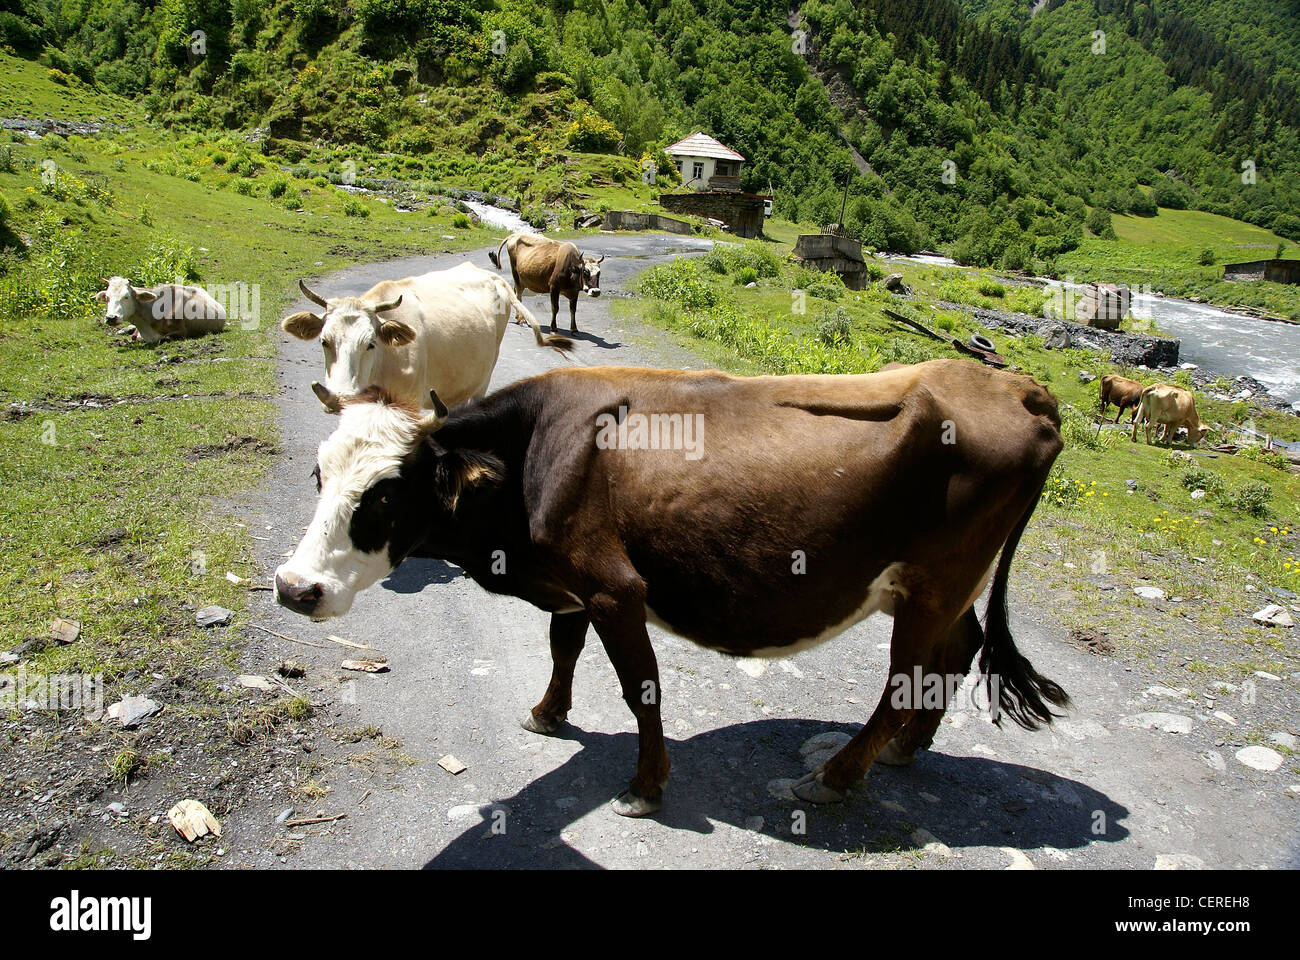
[{"left": 347, "top": 474, "right": 425, "bottom": 567}]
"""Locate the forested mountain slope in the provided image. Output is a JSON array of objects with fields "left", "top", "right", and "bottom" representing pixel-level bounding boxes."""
[{"left": 1, "top": 0, "right": 1297, "bottom": 268}]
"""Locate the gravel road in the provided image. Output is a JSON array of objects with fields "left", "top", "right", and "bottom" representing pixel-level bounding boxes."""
[{"left": 229, "top": 233, "right": 1299, "bottom": 870}]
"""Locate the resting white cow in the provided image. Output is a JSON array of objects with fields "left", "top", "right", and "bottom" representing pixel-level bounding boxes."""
[
  {"left": 281, "top": 263, "right": 572, "bottom": 412},
  {"left": 93, "top": 276, "right": 226, "bottom": 343}
]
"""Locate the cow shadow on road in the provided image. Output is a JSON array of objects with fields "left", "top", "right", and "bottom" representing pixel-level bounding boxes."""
[
  {"left": 381, "top": 557, "right": 463, "bottom": 594},
  {"left": 422, "top": 718, "right": 1130, "bottom": 869},
  {"left": 563, "top": 329, "right": 622, "bottom": 350}
]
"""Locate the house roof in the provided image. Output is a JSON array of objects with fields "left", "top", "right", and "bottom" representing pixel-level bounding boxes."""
[{"left": 665, "top": 132, "right": 745, "bottom": 162}]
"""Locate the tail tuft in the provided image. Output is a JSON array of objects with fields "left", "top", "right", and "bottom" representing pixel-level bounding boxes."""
[
  {"left": 488, "top": 250, "right": 500, "bottom": 269},
  {"left": 979, "top": 484, "right": 1070, "bottom": 730}
]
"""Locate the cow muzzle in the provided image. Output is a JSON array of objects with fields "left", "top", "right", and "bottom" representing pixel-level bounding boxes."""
[
  {"left": 586, "top": 288, "right": 601, "bottom": 298},
  {"left": 275, "top": 570, "right": 325, "bottom": 617},
  {"left": 104, "top": 315, "right": 121, "bottom": 326}
]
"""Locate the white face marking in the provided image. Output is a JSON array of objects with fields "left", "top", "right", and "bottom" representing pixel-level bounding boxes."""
[
  {"left": 582, "top": 259, "right": 602, "bottom": 295},
  {"left": 102, "top": 277, "right": 141, "bottom": 327},
  {"left": 318, "top": 300, "right": 390, "bottom": 399},
  {"left": 274, "top": 401, "right": 420, "bottom": 620}
]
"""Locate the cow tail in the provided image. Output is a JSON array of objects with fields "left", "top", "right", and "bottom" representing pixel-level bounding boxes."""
[
  {"left": 501, "top": 281, "right": 573, "bottom": 353},
  {"left": 488, "top": 237, "right": 509, "bottom": 270},
  {"left": 979, "top": 486, "right": 1070, "bottom": 730}
]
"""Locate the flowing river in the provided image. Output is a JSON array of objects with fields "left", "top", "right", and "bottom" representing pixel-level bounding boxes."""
[
  {"left": 883, "top": 252, "right": 1300, "bottom": 411},
  {"left": 1128, "top": 293, "right": 1300, "bottom": 410}
]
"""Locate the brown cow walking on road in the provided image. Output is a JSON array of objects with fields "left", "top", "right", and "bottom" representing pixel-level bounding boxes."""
[
  {"left": 274, "top": 359, "right": 1068, "bottom": 817},
  {"left": 488, "top": 232, "right": 603, "bottom": 333}
]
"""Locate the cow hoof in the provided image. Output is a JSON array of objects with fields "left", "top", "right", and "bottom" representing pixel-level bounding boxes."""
[
  {"left": 876, "top": 739, "right": 917, "bottom": 767},
  {"left": 520, "top": 711, "right": 564, "bottom": 735},
  {"left": 791, "top": 771, "right": 846, "bottom": 805},
  {"left": 611, "top": 789, "right": 662, "bottom": 818}
]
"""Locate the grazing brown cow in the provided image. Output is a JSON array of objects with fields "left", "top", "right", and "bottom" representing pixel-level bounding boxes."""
[
  {"left": 1132, "top": 383, "right": 1210, "bottom": 446},
  {"left": 1098, "top": 374, "right": 1145, "bottom": 423},
  {"left": 274, "top": 359, "right": 1067, "bottom": 817},
  {"left": 488, "top": 232, "right": 603, "bottom": 333}
]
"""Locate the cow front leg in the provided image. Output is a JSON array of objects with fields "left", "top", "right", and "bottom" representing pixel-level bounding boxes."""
[
  {"left": 588, "top": 589, "right": 669, "bottom": 817},
  {"left": 568, "top": 294, "right": 579, "bottom": 333},
  {"left": 550, "top": 288, "right": 562, "bottom": 333},
  {"left": 522, "top": 611, "right": 588, "bottom": 734}
]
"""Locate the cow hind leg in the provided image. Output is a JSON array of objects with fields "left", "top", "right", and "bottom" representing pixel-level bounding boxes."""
[
  {"left": 549, "top": 288, "right": 562, "bottom": 333},
  {"left": 793, "top": 605, "right": 944, "bottom": 804},
  {"left": 588, "top": 587, "right": 670, "bottom": 817},
  {"left": 877, "top": 608, "right": 983, "bottom": 766},
  {"left": 522, "top": 611, "right": 588, "bottom": 734}
]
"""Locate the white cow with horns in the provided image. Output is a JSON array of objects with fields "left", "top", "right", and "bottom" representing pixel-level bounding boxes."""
[{"left": 281, "top": 263, "right": 573, "bottom": 412}]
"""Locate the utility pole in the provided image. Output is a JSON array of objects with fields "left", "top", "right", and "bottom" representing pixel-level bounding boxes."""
[{"left": 837, "top": 170, "right": 852, "bottom": 235}]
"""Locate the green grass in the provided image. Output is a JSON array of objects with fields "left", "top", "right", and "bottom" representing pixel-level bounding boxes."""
[
  {"left": 0, "top": 54, "right": 138, "bottom": 120},
  {"left": 1057, "top": 206, "right": 1300, "bottom": 320}
]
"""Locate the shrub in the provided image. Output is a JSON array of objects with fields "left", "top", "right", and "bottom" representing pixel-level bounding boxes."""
[
  {"left": 636, "top": 260, "right": 718, "bottom": 310},
  {"left": 1060, "top": 405, "right": 1120, "bottom": 450},
  {"left": 342, "top": 196, "right": 370, "bottom": 217},
  {"left": 1086, "top": 207, "right": 1115, "bottom": 239},
  {"left": 1180, "top": 466, "right": 1226, "bottom": 497},
  {"left": 806, "top": 281, "right": 842, "bottom": 301},
  {"left": 267, "top": 175, "right": 290, "bottom": 198},
  {"left": 1226, "top": 481, "right": 1272, "bottom": 518},
  {"left": 1197, "top": 247, "right": 1216, "bottom": 266},
  {"left": 1239, "top": 446, "right": 1289, "bottom": 471},
  {"left": 977, "top": 279, "right": 1005, "bottom": 298},
  {"left": 815, "top": 306, "right": 852, "bottom": 347},
  {"left": 452, "top": 212, "right": 470, "bottom": 228},
  {"left": 565, "top": 107, "right": 622, "bottom": 153},
  {"left": 735, "top": 266, "right": 758, "bottom": 285},
  {"left": 233, "top": 178, "right": 254, "bottom": 196}
]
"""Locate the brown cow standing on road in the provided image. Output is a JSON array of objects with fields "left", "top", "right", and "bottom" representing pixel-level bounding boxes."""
[
  {"left": 1098, "top": 374, "right": 1145, "bottom": 423},
  {"left": 488, "top": 232, "right": 603, "bottom": 333},
  {"left": 274, "top": 359, "right": 1068, "bottom": 817}
]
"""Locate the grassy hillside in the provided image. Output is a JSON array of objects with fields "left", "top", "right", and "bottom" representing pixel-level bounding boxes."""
[{"left": 4, "top": 0, "right": 1298, "bottom": 263}]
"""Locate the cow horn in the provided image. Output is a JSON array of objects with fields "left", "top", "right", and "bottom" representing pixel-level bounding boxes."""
[
  {"left": 416, "top": 389, "right": 448, "bottom": 435},
  {"left": 311, "top": 380, "right": 341, "bottom": 413},
  {"left": 372, "top": 294, "right": 403, "bottom": 313},
  {"left": 98, "top": 276, "right": 110, "bottom": 288},
  {"left": 299, "top": 279, "right": 329, "bottom": 308}
]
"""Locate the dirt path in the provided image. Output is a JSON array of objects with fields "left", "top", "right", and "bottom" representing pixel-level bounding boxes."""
[{"left": 225, "top": 236, "right": 1299, "bottom": 870}]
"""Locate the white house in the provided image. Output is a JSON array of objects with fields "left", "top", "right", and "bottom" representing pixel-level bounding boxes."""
[{"left": 665, "top": 132, "right": 745, "bottom": 191}]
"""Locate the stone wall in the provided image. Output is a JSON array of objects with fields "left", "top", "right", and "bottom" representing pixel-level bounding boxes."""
[
  {"left": 1223, "top": 259, "right": 1300, "bottom": 284},
  {"left": 968, "top": 307, "right": 1181, "bottom": 368},
  {"left": 659, "top": 191, "right": 766, "bottom": 239},
  {"left": 602, "top": 211, "right": 694, "bottom": 235}
]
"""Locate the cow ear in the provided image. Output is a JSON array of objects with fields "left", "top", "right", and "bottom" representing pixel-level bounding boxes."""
[
  {"left": 134, "top": 290, "right": 157, "bottom": 304},
  {"left": 436, "top": 449, "right": 504, "bottom": 511},
  {"left": 282, "top": 311, "right": 326, "bottom": 340},
  {"left": 378, "top": 319, "right": 417, "bottom": 346}
]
